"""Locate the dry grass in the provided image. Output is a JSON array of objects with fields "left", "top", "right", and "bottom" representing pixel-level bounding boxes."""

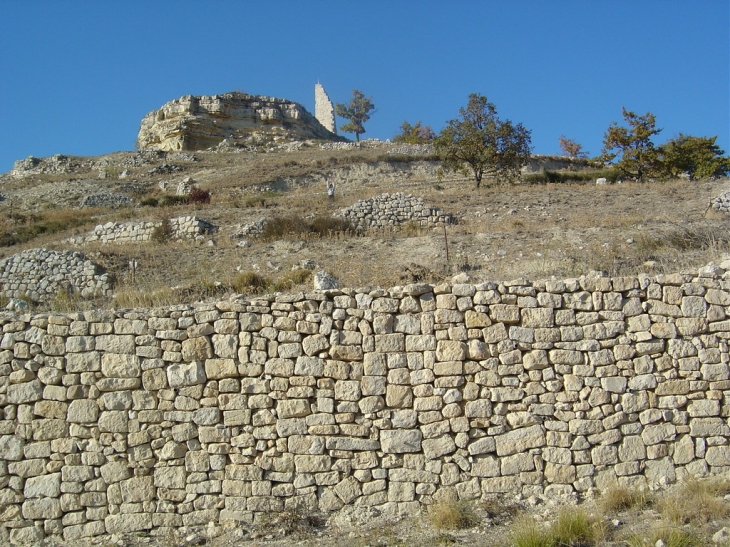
[
  {"left": 599, "top": 484, "right": 652, "bottom": 513},
  {"left": 427, "top": 499, "right": 479, "bottom": 530},
  {"left": 658, "top": 478, "right": 730, "bottom": 524},
  {"left": 508, "top": 507, "right": 604, "bottom": 547},
  {"left": 624, "top": 525, "right": 699, "bottom": 547}
]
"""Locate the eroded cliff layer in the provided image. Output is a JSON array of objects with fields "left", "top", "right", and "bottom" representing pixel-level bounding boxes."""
[{"left": 137, "top": 92, "right": 340, "bottom": 151}]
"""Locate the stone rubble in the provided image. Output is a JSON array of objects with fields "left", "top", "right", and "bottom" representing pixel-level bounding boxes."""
[
  {"left": 0, "top": 248, "right": 112, "bottom": 302},
  {"left": 710, "top": 191, "right": 730, "bottom": 213},
  {"left": 78, "top": 193, "right": 134, "bottom": 209},
  {"left": 0, "top": 266, "right": 728, "bottom": 543},
  {"left": 337, "top": 192, "right": 456, "bottom": 230}
]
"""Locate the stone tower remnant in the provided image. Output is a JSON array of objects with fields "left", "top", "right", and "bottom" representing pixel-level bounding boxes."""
[{"left": 314, "top": 83, "right": 337, "bottom": 135}]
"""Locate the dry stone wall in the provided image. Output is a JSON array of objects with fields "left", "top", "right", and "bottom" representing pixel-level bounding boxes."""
[
  {"left": 0, "top": 249, "right": 112, "bottom": 303},
  {"left": 337, "top": 193, "right": 456, "bottom": 230},
  {"left": 66, "top": 216, "right": 216, "bottom": 245},
  {"left": 1, "top": 268, "right": 730, "bottom": 543}
]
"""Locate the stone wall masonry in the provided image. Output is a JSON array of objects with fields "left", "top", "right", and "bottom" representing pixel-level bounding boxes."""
[
  {"left": 1, "top": 267, "right": 730, "bottom": 543},
  {"left": 0, "top": 249, "right": 112, "bottom": 303},
  {"left": 337, "top": 192, "right": 456, "bottom": 230},
  {"left": 66, "top": 216, "right": 217, "bottom": 245}
]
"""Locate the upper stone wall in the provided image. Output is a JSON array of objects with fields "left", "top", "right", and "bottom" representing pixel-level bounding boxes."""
[{"left": 137, "top": 92, "right": 341, "bottom": 152}]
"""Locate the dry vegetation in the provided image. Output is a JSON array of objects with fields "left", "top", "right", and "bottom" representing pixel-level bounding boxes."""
[{"left": 1, "top": 142, "right": 729, "bottom": 313}]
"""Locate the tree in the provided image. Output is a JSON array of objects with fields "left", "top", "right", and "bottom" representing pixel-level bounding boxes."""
[
  {"left": 601, "top": 107, "right": 662, "bottom": 181},
  {"left": 334, "top": 90, "right": 375, "bottom": 142},
  {"left": 659, "top": 134, "right": 730, "bottom": 180},
  {"left": 433, "top": 93, "right": 532, "bottom": 188},
  {"left": 558, "top": 135, "right": 588, "bottom": 158},
  {"left": 393, "top": 120, "right": 436, "bottom": 144}
]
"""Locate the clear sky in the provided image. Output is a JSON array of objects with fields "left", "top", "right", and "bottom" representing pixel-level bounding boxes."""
[{"left": 1, "top": 1, "right": 728, "bottom": 172}]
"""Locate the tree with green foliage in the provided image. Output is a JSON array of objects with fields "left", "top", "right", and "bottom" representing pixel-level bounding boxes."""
[
  {"left": 659, "top": 134, "right": 729, "bottom": 180},
  {"left": 334, "top": 90, "right": 375, "bottom": 142},
  {"left": 393, "top": 120, "right": 436, "bottom": 144},
  {"left": 558, "top": 135, "right": 589, "bottom": 159},
  {"left": 601, "top": 107, "right": 662, "bottom": 181},
  {"left": 434, "top": 93, "right": 532, "bottom": 188}
]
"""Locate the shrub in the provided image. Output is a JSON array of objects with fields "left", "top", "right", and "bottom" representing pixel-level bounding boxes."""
[
  {"left": 427, "top": 500, "right": 479, "bottom": 530},
  {"left": 140, "top": 197, "right": 159, "bottom": 207},
  {"left": 260, "top": 215, "right": 354, "bottom": 240},
  {"left": 188, "top": 186, "right": 211, "bottom": 205},
  {"left": 232, "top": 271, "right": 270, "bottom": 294},
  {"left": 158, "top": 195, "right": 189, "bottom": 207},
  {"left": 151, "top": 219, "right": 174, "bottom": 244}
]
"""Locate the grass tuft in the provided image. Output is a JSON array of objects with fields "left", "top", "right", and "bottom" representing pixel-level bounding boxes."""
[
  {"left": 658, "top": 478, "right": 730, "bottom": 524},
  {"left": 599, "top": 484, "right": 652, "bottom": 513},
  {"left": 427, "top": 499, "right": 479, "bottom": 530},
  {"left": 625, "top": 526, "right": 699, "bottom": 547}
]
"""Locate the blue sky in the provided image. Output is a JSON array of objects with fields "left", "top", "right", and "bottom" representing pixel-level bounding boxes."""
[{"left": 1, "top": 1, "right": 728, "bottom": 172}]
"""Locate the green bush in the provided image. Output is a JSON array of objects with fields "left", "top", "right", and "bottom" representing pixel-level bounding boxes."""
[
  {"left": 140, "top": 197, "right": 159, "bottom": 207},
  {"left": 260, "top": 215, "right": 354, "bottom": 240},
  {"left": 158, "top": 195, "right": 189, "bottom": 207},
  {"left": 521, "top": 168, "right": 622, "bottom": 185}
]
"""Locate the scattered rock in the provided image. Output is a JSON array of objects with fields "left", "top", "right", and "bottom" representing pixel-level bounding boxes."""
[{"left": 314, "top": 270, "right": 338, "bottom": 290}]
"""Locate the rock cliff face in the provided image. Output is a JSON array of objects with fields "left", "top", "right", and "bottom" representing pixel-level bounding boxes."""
[{"left": 137, "top": 92, "right": 341, "bottom": 151}]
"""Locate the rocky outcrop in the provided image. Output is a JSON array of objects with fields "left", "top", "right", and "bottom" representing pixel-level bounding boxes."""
[{"left": 137, "top": 92, "right": 341, "bottom": 152}]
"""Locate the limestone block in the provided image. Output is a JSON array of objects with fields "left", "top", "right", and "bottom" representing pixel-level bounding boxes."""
[
  {"left": 330, "top": 345, "right": 364, "bottom": 361},
  {"left": 22, "top": 498, "right": 62, "bottom": 519},
  {"left": 358, "top": 396, "right": 384, "bottom": 414},
  {"left": 205, "top": 358, "right": 237, "bottom": 379},
  {"left": 294, "top": 455, "right": 331, "bottom": 473},
  {"left": 98, "top": 411, "right": 129, "bottom": 433},
  {"left": 32, "top": 419, "right": 68, "bottom": 440},
  {"left": 495, "top": 425, "right": 545, "bottom": 456},
  {"left": 120, "top": 476, "right": 154, "bottom": 502},
  {"left": 302, "top": 334, "right": 329, "bottom": 355},
  {"left": 465, "top": 310, "right": 491, "bottom": 328},
  {"left": 501, "top": 453, "right": 535, "bottom": 475},
  {"left": 334, "top": 476, "right": 361, "bottom": 504},
  {"left": 167, "top": 361, "right": 206, "bottom": 388},
  {"left": 436, "top": 340, "right": 467, "bottom": 361},
  {"left": 7, "top": 379, "right": 43, "bottom": 404},
  {"left": 0, "top": 435, "right": 24, "bottom": 460},
  {"left": 95, "top": 334, "right": 135, "bottom": 354},
  {"left": 105, "top": 513, "right": 152, "bottom": 534},
  {"left": 642, "top": 423, "right": 676, "bottom": 445},
  {"left": 101, "top": 353, "right": 140, "bottom": 378},
  {"left": 278, "top": 399, "right": 311, "bottom": 419},
  {"left": 381, "top": 429, "right": 422, "bottom": 453},
  {"left": 181, "top": 336, "right": 213, "bottom": 361},
  {"left": 335, "top": 380, "right": 361, "bottom": 401},
  {"left": 24, "top": 473, "right": 61, "bottom": 498}
]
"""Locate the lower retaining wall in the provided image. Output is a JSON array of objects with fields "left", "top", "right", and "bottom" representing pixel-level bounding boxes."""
[{"left": 1, "top": 269, "right": 730, "bottom": 543}]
